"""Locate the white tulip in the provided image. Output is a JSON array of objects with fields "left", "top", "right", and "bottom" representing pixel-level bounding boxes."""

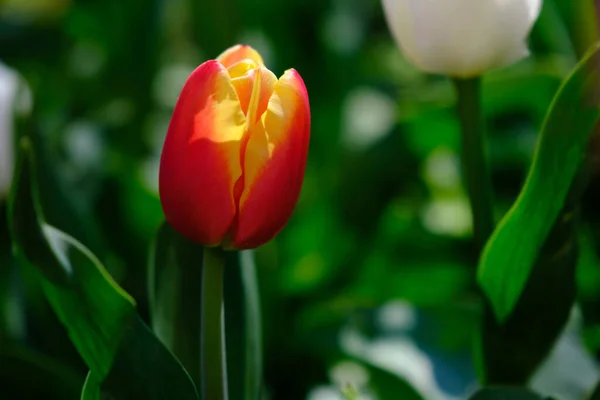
[
  {"left": 0, "top": 64, "right": 17, "bottom": 200},
  {"left": 381, "top": 0, "right": 543, "bottom": 78},
  {"left": 0, "top": 62, "right": 30, "bottom": 200}
]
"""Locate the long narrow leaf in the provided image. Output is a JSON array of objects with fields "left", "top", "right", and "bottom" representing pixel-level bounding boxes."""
[
  {"left": 149, "top": 224, "right": 265, "bottom": 400},
  {"left": 9, "top": 140, "right": 198, "bottom": 400},
  {"left": 478, "top": 43, "right": 600, "bottom": 322},
  {"left": 148, "top": 222, "right": 203, "bottom": 385}
]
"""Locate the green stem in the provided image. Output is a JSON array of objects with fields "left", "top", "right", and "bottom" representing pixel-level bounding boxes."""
[
  {"left": 201, "top": 247, "right": 227, "bottom": 400},
  {"left": 240, "top": 250, "right": 263, "bottom": 399},
  {"left": 453, "top": 77, "right": 495, "bottom": 250}
]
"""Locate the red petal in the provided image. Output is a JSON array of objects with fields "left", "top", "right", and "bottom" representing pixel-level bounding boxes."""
[
  {"left": 231, "top": 69, "right": 310, "bottom": 249},
  {"left": 159, "top": 60, "right": 246, "bottom": 245}
]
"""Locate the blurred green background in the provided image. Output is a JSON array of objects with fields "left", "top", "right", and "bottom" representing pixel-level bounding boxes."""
[{"left": 2, "top": 0, "right": 600, "bottom": 399}]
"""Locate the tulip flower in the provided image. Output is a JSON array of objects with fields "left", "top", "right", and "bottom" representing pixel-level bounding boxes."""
[
  {"left": 381, "top": 0, "right": 543, "bottom": 78},
  {"left": 159, "top": 44, "right": 310, "bottom": 250},
  {"left": 0, "top": 62, "right": 20, "bottom": 200}
]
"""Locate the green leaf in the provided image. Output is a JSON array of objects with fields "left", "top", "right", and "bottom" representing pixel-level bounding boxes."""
[
  {"left": 149, "top": 223, "right": 264, "bottom": 399},
  {"left": 20, "top": 118, "right": 106, "bottom": 257},
  {"left": 478, "top": 43, "right": 600, "bottom": 321},
  {"left": 479, "top": 203, "right": 577, "bottom": 384},
  {"left": 81, "top": 373, "right": 101, "bottom": 400},
  {"left": 9, "top": 140, "right": 199, "bottom": 399},
  {"left": 368, "top": 363, "right": 425, "bottom": 400},
  {"left": 224, "top": 250, "right": 263, "bottom": 400},
  {"left": 351, "top": 359, "right": 425, "bottom": 400},
  {"left": 0, "top": 340, "right": 84, "bottom": 400},
  {"left": 81, "top": 316, "right": 199, "bottom": 400},
  {"left": 148, "top": 222, "right": 203, "bottom": 385},
  {"left": 468, "top": 387, "right": 551, "bottom": 400},
  {"left": 9, "top": 139, "right": 136, "bottom": 378}
]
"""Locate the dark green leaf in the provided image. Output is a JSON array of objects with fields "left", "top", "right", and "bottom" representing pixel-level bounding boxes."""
[
  {"left": 148, "top": 222, "right": 203, "bottom": 385},
  {"left": 480, "top": 203, "right": 577, "bottom": 384},
  {"left": 337, "top": 357, "right": 424, "bottom": 400},
  {"left": 360, "top": 359, "right": 424, "bottom": 400},
  {"left": 13, "top": 115, "right": 109, "bottom": 264},
  {"left": 81, "top": 373, "right": 101, "bottom": 400},
  {"left": 149, "top": 222, "right": 264, "bottom": 399},
  {"left": 9, "top": 139, "right": 136, "bottom": 378},
  {"left": 9, "top": 141, "right": 198, "bottom": 399},
  {"left": 478, "top": 43, "right": 600, "bottom": 321},
  {"left": 0, "top": 341, "right": 84, "bottom": 400},
  {"left": 82, "top": 316, "right": 199, "bottom": 400},
  {"left": 224, "top": 250, "right": 263, "bottom": 400}
]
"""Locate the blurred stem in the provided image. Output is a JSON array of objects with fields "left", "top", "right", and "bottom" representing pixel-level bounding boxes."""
[
  {"left": 572, "top": 0, "right": 599, "bottom": 57},
  {"left": 453, "top": 77, "right": 495, "bottom": 251},
  {"left": 201, "top": 247, "right": 227, "bottom": 400}
]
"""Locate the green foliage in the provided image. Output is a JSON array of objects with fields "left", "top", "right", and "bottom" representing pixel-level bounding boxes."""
[
  {"left": 148, "top": 222, "right": 203, "bottom": 383},
  {"left": 477, "top": 43, "right": 600, "bottom": 385},
  {"left": 0, "top": 342, "right": 83, "bottom": 399},
  {"left": 9, "top": 140, "right": 136, "bottom": 379},
  {"left": 149, "top": 222, "right": 263, "bottom": 399},
  {"left": 360, "top": 360, "right": 425, "bottom": 400},
  {"left": 8, "top": 142, "right": 198, "bottom": 399},
  {"left": 80, "top": 317, "right": 198, "bottom": 400},
  {"left": 480, "top": 203, "right": 578, "bottom": 384},
  {"left": 3, "top": 0, "right": 600, "bottom": 399},
  {"left": 478, "top": 43, "right": 600, "bottom": 322}
]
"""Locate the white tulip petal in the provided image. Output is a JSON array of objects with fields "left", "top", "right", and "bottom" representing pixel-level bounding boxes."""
[
  {"left": 0, "top": 63, "right": 18, "bottom": 199},
  {"left": 381, "top": 0, "right": 423, "bottom": 67},
  {"left": 382, "top": 0, "right": 542, "bottom": 77}
]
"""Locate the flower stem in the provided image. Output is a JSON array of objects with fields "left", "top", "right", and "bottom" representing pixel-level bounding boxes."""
[
  {"left": 453, "top": 77, "right": 495, "bottom": 250},
  {"left": 201, "top": 246, "right": 228, "bottom": 400},
  {"left": 240, "top": 250, "right": 263, "bottom": 399}
]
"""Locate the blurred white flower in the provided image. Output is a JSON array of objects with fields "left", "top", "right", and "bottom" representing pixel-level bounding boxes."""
[
  {"left": 381, "top": 0, "right": 542, "bottom": 77},
  {"left": 330, "top": 360, "right": 370, "bottom": 392},
  {"left": 340, "top": 324, "right": 464, "bottom": 400},
  {"left": 306, "top": 385, "right": 345, "bottom": 400},
  {"left": 341, "top": 87, "right": 396, "bottom": 151},
  {"left": 377, "top": 300, "right": 417, "bottom": 333},
  {"left": 530, "top": 307, "right": 599, "bottom": 400},
  {"left": 0, "top": 63, "right": 20, "bottom": 200},
  {"left": 421, "top": 196, "right": 472, "bottom": 237},
  {"left": 422, "top": 148, "right": 461, "bottom": 193}
]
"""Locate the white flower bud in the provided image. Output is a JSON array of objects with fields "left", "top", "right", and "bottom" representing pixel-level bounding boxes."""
[
  {"left": 381, "top": 0, "right": 543, "bottom": 78},
  {"left": 0, "top": 64, "right": 18, "bottom": 200},
  {"left": 0, "top": 62, "right": 31, "bottom": 200}
]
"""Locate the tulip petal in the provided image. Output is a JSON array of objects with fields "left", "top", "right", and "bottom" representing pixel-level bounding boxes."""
[
  {"left": 228, "top": 59, "right": 259, "bottom": 79},
  {"left": 231, "top": 69, "right": 310, "bottom": 249},
  {"left": 410, "top": 0, "right": 540, "bottom": 76},
  {"left": 159, "top": 60, "right": 246, "bottom": 245},
  {"left": 381, "top": 0, "right": 423, "bottom": 68},
  {"left": 230, "top": 66, "right": 277, "bottom": 121},
  {"left": 383, "top": 0, "right": 542, "bottom": 77},
  {"left": 217, "top": 44, "right": 264, "bottom": 69}
]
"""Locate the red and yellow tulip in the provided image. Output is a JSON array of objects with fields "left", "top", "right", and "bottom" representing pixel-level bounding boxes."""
[{"left": 159, "top": 44, "right": 310, "bottom": 249}]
